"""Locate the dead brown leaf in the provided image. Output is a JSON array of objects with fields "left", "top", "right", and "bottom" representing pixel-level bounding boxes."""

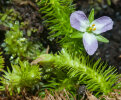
[{"left": 86, "top": 91, "right": 98, "bottom": 100}]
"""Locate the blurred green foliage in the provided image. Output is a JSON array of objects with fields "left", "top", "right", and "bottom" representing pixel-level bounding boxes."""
[
  {"left": 0, "top": 8, "right": 46, "bottom": 95},
  {"left": 89, "top": 0, "right": 111, "bottom": 5},
  {"left": 88, "top": 0, "right": 112, "bottom": 12},
  {"left": 0, "top": 52, "right": 4, "bottom": 69},
  {"left": 2, "top": 21, "right": 29, "bottom": 59},
  {"left": 0, "top": 9, "right": 21, "bottom": 26},
  {"left": 0, "top": 9, "right": 44, "bottom": 64}
]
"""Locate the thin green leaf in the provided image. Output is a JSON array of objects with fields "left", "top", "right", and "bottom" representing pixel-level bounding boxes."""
[
  {"left": 96, "top": 35, "right": 109, "bottom": 43},
  {"left": 70, "top": 32, "right": 83, "bottom": 38},
  {"left": 88, "top": 8, "right": 94, "bottom": 23}
]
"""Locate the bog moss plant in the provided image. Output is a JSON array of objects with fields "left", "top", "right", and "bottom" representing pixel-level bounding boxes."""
[
  {"left": 0, "top": 61, "right": 41, "bottom": 95},
  {"left": 35, "top": 49, "right": 119, "bottom": 95}
]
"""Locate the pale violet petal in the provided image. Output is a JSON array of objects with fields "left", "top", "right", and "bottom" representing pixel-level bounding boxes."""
[
  {"left": 83, "top": 33, "right": 98, "bottom": 55},
  {"left": 91, "top": 16, "right": 113, "bottom": 34},
  {"left": 70, "top": 11, "right": 89, "bottom": 32}
]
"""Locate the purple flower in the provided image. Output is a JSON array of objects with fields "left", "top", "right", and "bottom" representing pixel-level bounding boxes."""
[{"left": 70, "top": 11, "right": 113, "bottom": 55}]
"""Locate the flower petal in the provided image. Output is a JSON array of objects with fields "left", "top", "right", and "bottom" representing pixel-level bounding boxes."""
[
  {"left": 70, "top": 11, "right": 89, "bottom": 32},
  {"left": 91, "top": 16, "right": 113, "bottom": 34},
  {"left": 83, "top": 33, "right": 98, "bottom": 55}
]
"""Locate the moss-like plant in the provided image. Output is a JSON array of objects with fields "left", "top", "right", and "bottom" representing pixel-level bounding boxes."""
[
  {"left": 2, "top": 21, "right": 29, "bottom": 58},
  {"left": 38, "top": 0, "right": 83, "bottom": 52},
  {"left": 0, "top": 9, "right": 44, "bottom": 63},
  {"left": 0, "top": 61, "right": 41, "bottom": 95},
  {"left": 36, "top": 49, "right": 119, "bottom": 95},
  {"left": 0, "top": 9, "right": 21, "bottom": 26}
]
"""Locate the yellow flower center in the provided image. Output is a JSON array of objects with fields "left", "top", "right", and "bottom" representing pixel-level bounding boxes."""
[
  {"left": 92, "top": 24, "right": 95, "bottom": 27},
  {"left": 87, "top": 24, "right": 96, "bottom": 33},
  {"left": 90, "top": 24, "right": 96, "bottom": 31},
  {"left": 89, "top": 28, "right": 92, "bottom": 31},
  {"left": 93, "top": 28, "right": 96, "bottom": 31}
]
